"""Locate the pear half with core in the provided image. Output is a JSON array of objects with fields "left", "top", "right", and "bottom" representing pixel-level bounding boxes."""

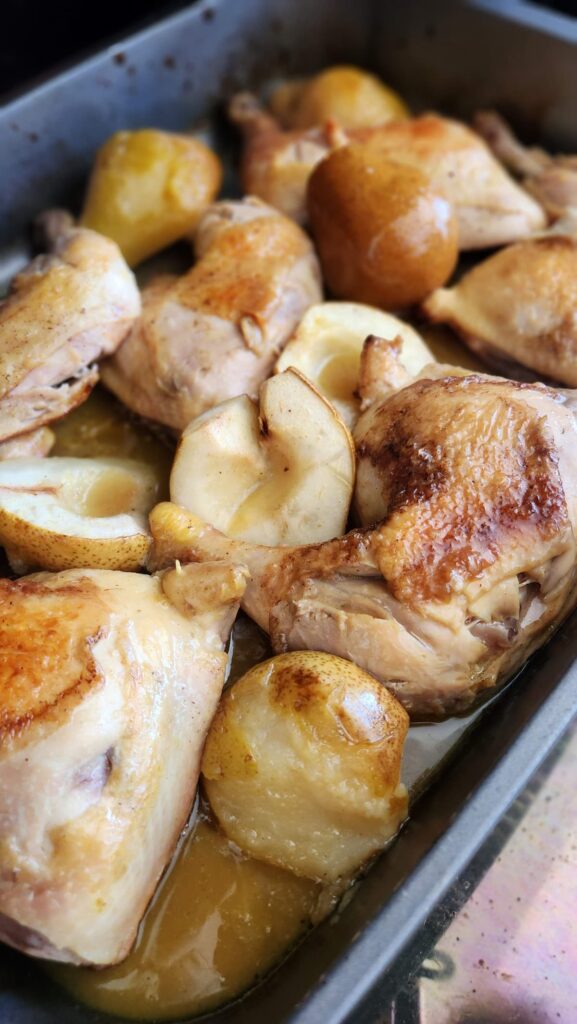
[
  {"left": 275, "top": 302, "right": 434, "bottom": 427},
  {"left": 170, "top": 367, "right": 355, "bottom": 546},
  {"left": 0, "top": 457, "right": 159, "bottom": 573}
]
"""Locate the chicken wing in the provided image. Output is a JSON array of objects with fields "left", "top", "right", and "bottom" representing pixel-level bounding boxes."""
[
  {"left": 101, "top": 197, "right": 322, "bottom": 432},
  {"left": 474, "top": 110, "right": 577, "bottom": 221},
  {"left": 229, "top": 96, "right": 545, "bottom": 248},
  {"left": 0, "top": 214, "right": 140, "bottom": 445},
  {"left": 423, "top": 233, "right": 577, "bottom": 385},
  {"left": 0, "top": 562, "right": 246, "bottom": 966},
  {"left": 150, "top": 373, "right": 577, "bottom": 718}
]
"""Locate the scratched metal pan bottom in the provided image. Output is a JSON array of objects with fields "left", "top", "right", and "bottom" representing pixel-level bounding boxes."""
[{"left": 2, "top": 1, "right": 577, "bottom": 1022}]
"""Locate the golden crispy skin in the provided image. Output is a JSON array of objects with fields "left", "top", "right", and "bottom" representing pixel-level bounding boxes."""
[
  {"left": 0, "top": 224, "right": 140, "bottom": 443},
  {"left": 0, "top": 563, "right": 246, "bottom": 966},
  {"left": 229, "top": 96, "right": 545, "bottom": 248},
  {"left": 355, "top": 377, "right": 571, "bottom": 598},
  {"left": 423, "top": 236, "right": 577, "bottom": 386},
  {"left": 150, "top": 374, "right": 577, "bottom": 717},
  {"left": 101, "top": 197, "right": 322, "bottom": 432},
  {"left": 0, "top": 577, "right": 108, "bottom": 750}
]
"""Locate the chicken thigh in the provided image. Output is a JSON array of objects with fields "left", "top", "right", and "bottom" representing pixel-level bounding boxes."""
[
  {"left": 150, "top": 373, "right": 577, "bottom": 717},
  {"left": 423, "top": 232, "right": 577, "bottom": 385},
  {"left": 0, "top": 214, "right": 140, "bottom": 445},
  {"left": 0, "top": 561, "right": 246, "bottom": 966},
  {"left": 101, "top": 197, "right": 322, "bottom": 432},
  {"left": 229, "top": 96, "right": 545, "bottom": 248}
]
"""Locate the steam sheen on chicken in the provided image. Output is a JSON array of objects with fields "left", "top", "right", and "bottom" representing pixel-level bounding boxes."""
[
  {"left": 229, "top": 96, "right": 545, "bottom": 248},
  {"left": 0, "top": 562, "right": 246, "bottom": 966},
  {"left": 150, "top": 373, "right": 577, "bottom": 717},
  {"left": 101, "top": 197, "right": 322, "bottom": 432},
  {"left": 0, "top": 214, "right": 140, "bottom": 445}
]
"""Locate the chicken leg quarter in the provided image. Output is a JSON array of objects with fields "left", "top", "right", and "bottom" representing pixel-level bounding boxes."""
[
  {"left": 101, "top": 197, "right": 322, "bottom": 432},
  {"left": 150, "top": 373, "right": 577, "bottom": 717},
  {"left": 0, "top": 213, "right": 140, "bottom": 445},
  {"left": 0, "top": 562, "right": 246, "bottom": 966}
]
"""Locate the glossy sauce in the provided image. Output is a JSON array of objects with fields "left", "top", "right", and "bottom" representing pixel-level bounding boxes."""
[
  {"left": 47, "top": 337, "right": 488, "bottom": 1020},
  {"left": 53, "top": 810, "right": 324, "bottom": 1021}
]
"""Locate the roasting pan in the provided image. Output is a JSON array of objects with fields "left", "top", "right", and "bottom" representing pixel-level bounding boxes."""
[{"left": 2, "top": 0, "right": 577, "bottom": 1021}]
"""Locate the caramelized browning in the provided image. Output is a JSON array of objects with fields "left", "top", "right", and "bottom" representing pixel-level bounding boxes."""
[
  {"left": 0, "top": 577, "right": 106, "bottom": 747},
  {"left": 357, "top": 377, "right": 568, "bottom": 604},
  {"left": 0, "top": 564, "right": 245, "bottom": 966},
  {"left": 150, "top": 371, "right": 577, "bottom": 717},
  {"left": 101, "top": 198, "right": 322, "bottom": 432}
]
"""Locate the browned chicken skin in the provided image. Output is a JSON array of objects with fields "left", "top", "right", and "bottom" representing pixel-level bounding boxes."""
[
  {"left": 423, "top": 233, "right": 577, "bottom": 385},
  {"left": 229, "top": 95, "right": 545, "bottom": 248},
  {"left": 0, "top": 215, "right": 140, "bottom": 444},
  {"left": 150, "top": 373, "right": 577, "bottom": 718},
  {"left": 101, "top": 197, "right": 322, "bottom": 432},
  {"left": 0, "top": 562, "right": 246, "bottom": 966}
]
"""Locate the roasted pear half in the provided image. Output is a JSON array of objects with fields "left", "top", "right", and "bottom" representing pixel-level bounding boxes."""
[
  {"left": 170, "top": 367, "right": 355, "bottom": 546},
  {"left": 275, "top": 302, "right": 433, "bottom": 426},
  {"left": 0, "top": 457, "right": 159, "bottom": 573}
]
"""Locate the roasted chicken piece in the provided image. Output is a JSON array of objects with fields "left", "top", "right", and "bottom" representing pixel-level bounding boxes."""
[
  {"left": 101, "top": 197, "right": 322, "bottom": 432},
  {"left": 0, "top": 562, "right": 246, "bottom": 966},
  {"left": 229, "top": 96, "right": 545, "bottom": 247},
  {"left": 0, "top": 427, "right": 54, "bottom": 460},
  {"left": 228, "top": 94, "right": 338, "bottom": 225},
  {"left": 474, "top": 110, "right": 577, "bottom": 220},
  {"left": 0, "top": 213, "right": 140, "bottom": 446},
  {"left": 150, "top": 373, "right": 577, "bottom": 717},
  {"left": 423, "top": 232, "right": 577, "bottom": 385}
]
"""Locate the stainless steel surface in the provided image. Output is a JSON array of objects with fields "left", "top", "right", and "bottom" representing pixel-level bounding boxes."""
[{"left": 403, "top": 718, "right": 577, "bottom": 1023}]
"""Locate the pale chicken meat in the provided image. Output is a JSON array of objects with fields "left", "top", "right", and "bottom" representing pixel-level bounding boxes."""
[
  {"left": 0, "top": 214, "right": 140, "bottom": 445},
  {"left": 0, "top": 561, "right": 246, "bottom": 966},
  {"left": 101, "top": 197, "right": 322, "bottom": 433},
  {"left": 474, "top": 109, "right": 577, "bottom": 220},
  {"left": 229, "top": 95, "right": 546, "bottom": 248},
  {"left": 150, "top": 373, "right": 577, "bottom": 717},
  {"left": 0, "top": 427, "right": 54, "bottom": 460},
  {"left": 423, "top": 233, "right": 577, "bottom": 385}
]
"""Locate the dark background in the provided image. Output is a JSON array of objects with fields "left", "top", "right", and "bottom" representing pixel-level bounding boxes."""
[
  {"left": 0, "top": 0, "right": 187, "bottom": 96},
  {"left": 1, "top": 0, "right": 577, "bottom": 99}
]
